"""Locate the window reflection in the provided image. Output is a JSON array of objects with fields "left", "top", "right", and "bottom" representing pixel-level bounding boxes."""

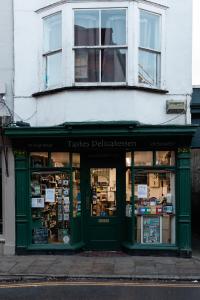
[
  {"left": 74, "top": 9, "right": 127, "bottom": 83},
  {"left": 101, "top": 49, "right": 126, "bottom": 82},
  {"left": 101, "top": 9, "right": 126, "bottom": 45},
  {"left": 74, "top": 10, "right": 99, "bottom": 46}
]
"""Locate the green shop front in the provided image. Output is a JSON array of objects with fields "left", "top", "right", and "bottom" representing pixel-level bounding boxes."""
[{"left": 4, "top": 122, "right": 196, "bottom": 257}]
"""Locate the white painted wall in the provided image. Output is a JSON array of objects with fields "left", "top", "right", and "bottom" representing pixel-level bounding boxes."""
[
  {"left": 14, "top": 0, "right": 192, "bottom": 126},
  {"left": 0, "top": 0, "right": 15, "bottom": 256}
]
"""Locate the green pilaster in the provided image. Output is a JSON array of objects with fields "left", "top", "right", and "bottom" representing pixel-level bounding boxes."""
[
  {"left": 15, "top": 151, "right": 29, "bottom": 250},
  {"left": 177, "top": 149, "right": 192, "bottom": 257}
]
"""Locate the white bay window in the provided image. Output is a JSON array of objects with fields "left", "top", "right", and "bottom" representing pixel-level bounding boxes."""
[{"left": 40, "top": 3, "right": 165, "bottom": 90}]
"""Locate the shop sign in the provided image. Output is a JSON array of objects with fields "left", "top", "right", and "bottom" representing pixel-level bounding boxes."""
[{"left": 66, "top": 139, "right": 136, "bottom": 149}]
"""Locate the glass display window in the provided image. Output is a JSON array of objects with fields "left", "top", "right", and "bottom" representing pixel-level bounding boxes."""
[
  {"left": 30, "top": 151, "right": 81, "bottom": 245},
  {"left": 51, "top": 152, "right": 70, "bottom": 167},
  {"left": 134, "top": 151, "right": 153, "bottom": 166},
  {"left": 31, "top": 171, "right": 71, "bottom": 245},
  {"left": 126, "top": 168, "right": 132, "bottom": 217},
  {"left": 73, "top": 169, "right": 81, "bottom": 218},
  {"left": 126, "top": 150, "right": 176, "bottom": 245},
  {"left": 156, "top": 151, "right": 175, "bottom": 166},
  {"left": 134, "top": 170, "right": 175, "bottom": 244},
  {"left": 126, "top": 152, "right": 131, "bottom": 167},
  {"left": 30, "top": 152, "right": 48, "bottom": 168},
  {"left": 72, "top": 153, "right": 80, "bottom": 168}
]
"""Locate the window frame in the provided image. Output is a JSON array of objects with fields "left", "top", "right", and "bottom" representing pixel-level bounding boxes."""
[
  {"left": 137, "top": 2, "right": 166, "bottom": 90},
  {"left": 30, "top": 152, "right": 81, "bottom": 246},
  {"left": 138, "top": 9, "right": 161, "bottom": 88},
  {"left": 126, "top": 150, "right": 176, "bottom": 245},
  {"left": 42, "top": 12, "right": 62, "bottom": 89},
  {"left": 73, "top": 8, "right": 128, "bottom": 85}
]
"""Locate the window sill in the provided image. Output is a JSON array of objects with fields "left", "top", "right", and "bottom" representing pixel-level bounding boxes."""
[{"left": 32, "top": 85, "right": 168, "bottom": 97}]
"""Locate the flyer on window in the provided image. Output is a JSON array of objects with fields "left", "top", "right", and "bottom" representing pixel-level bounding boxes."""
[
  {"left": 45, "top": 188, "right": 55, "bottom": 202},
  {"left": 32, "top": 198, "right": 45, "bottom": 208},
  {"left": 138, "top": 184, "right": 148, "bottom": 198}
]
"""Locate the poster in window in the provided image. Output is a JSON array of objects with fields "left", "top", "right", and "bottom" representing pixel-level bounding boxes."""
[
  {"left": 45, "top": 188, "right": 55, "bottom": 202},
  {"left": 32, "top": 197, "right": 45, "bottom": 208},
  {"left": 138, "top": 184, "right": 148, "bottom": 198},
  {"left": 143, "top": 216, "right": 160, "bottom": 244},
  {"left": 149, "top": 173, "right": 160, "bottom": 188}
]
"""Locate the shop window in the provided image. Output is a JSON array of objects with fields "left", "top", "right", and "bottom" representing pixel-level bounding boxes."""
[
  {"left": 126, "top": 168, "right": 132, "bottom": 217},
  {"left": 156, "top": 151, "right": 175, "bottom": 166},
  {"left": 126, "top": 152, "right": 132, "bottom": 167},
  {"left": 72, "top": 153, "right": 80, "bottom": 168},
  {"left": 43, "top": 12, "right": 62, "bottom": 88},
  {"left": 30, "top": 152, "right": 49, "bottom": 168},
  {"left": 51, "top": 152, "right": 70, "bottom": 167},
  {"left": 73, "top": 169, "right": 81, "bottom": 217},
  {"left": 30, "top": 152, "right": 80, "bottom": 245},
  {"left": 139, "top": 10, "right": 161, "bottom": 88},
  {"left": 126, "top": 151, "right": 176, "bottom": 245},
  {"left": 74, "top": 9, "right": 127, "bottom": 83},
  {"left": 134, "top": 151, "right": 153, "bottom": 166},
  {"left": 134, "top": 171, "right": 175, "bottom": 244}
]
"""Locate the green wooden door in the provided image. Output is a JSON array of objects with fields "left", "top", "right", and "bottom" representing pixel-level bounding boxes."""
[{"left": 83, "top": 153, "right": 124, "bottom": 250}]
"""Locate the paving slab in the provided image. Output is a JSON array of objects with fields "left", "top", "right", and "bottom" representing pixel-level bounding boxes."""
[{"left": 0, "top": 252, "right": 199, "bottom": 281}]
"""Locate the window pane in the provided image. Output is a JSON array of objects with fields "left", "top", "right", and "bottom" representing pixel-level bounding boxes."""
[
  {"left": 101, "top": 49, "right": 126, "bottom": 82},
  {"left": 74, "top": 10, "right": 99, "bottom": 46},
  {"left": 91, "top": 168, "right": 116, "bottom": 217},
  {"left": 72, "top": 153, "right": 80, "bottom": 168},
  {"left": 73, "top": 170, "right": 81, "bottom": 217},
  {"left": 31, "top": 171, "right": 71, "bottom": 244},
  {"left": 140, "top": 10, "right": 160, "bottom": 50},
  {"left": 101, "top": 9, "right": 126, "bottom": 45},
  {"left": 134, "top": 151, "right": 153, "bottom": 166},
  {"left": 134, "top": 171, "right": 176, "bottom": 244},
  {"left": 139, "top": 50, "right": 160, "bottom": 87},
  {"left": 46, "top": 52, "right": 62, "bottom": 87},
  {"left": 126, "top": 169, "right": 132, "bottom": 217},
  {"left": 126, "top": 152, "right": 132, "bottom": 167},
  {"left": 75, "top": 49, "right": 99, "bottom": 82},
  {"left": 30, "top": 152, "right": 48, "bottom": 168},
  {"left": 44, "top": 13, "right": 62, "bottom": 52},
  {"left": 156, "top": 151, "right": 175, "bottom": 166},
  {"left": 51, "top": 153, "right": 70, "bottom": 167}
]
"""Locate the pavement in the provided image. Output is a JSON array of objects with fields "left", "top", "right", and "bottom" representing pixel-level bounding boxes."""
[{"left": 0, "top": 237, "right": 200, "bottom": 283}]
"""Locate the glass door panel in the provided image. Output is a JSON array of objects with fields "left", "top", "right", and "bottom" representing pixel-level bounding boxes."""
[{"left": 90, "top": 168, "right": 116, "bottom": 217}]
